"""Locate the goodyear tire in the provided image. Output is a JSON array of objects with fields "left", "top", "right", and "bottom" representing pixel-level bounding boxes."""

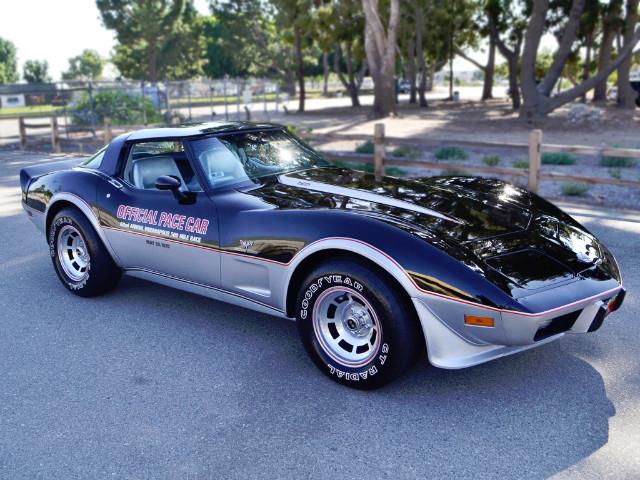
[
  {"left": 49, "top": 207, "right": 121, "bottom": 297},
  {"left": 296, "top": 258, "right": 421, "bottom": 389}
]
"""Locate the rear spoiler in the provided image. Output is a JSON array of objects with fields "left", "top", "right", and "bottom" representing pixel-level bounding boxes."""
[{"left": 19, "top": 158, "right": 85, "bottom": 193}]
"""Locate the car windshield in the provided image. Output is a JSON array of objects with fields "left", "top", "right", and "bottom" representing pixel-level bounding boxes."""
[{"left": 189, "top": 130, "right": 329, "bottom": 188}]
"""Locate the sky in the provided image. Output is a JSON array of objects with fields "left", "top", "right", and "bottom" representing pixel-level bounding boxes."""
[
  {"left": 0, "top": 0, "right": 209, "bottom": 80},
  {"left": 0, "top": 0, "right": 510, "bottom": 82}
]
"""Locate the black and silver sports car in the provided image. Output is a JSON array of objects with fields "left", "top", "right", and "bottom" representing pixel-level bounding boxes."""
[{"left": 20, "top": 121, "right": 625, "bottom": 389}]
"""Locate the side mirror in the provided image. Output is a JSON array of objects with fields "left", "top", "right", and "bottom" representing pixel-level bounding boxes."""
[
  {"left": 155, "top": 175, "right": 181, "bottom": 191},
  {"left": 155, "top": 175, "right": 195, "bottom": 205}
]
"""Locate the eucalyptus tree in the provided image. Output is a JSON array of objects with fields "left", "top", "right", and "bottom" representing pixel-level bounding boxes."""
[
  {"left": 616, "top": 0, "right": 640, "bottom": 108},
  {"left": 362, "top": 0, "right": 401, "bottom": 117},
  {"left": 593, "top": 0, "right": 623, "bottom": 101},
  {"left": 315, "top": 0, "right": 367, "bottom": 107},
  {"left": 520, "top": 0, "right": 640, "bottom": 119}
]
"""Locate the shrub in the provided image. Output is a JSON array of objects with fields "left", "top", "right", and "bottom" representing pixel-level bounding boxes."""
[
  {"left": 70, "top": 90, "right": 161, "bottom": 126},
  {"left": 286, "top": 124, "right": 298, "bottom": 134},
  {"left": 482, "top": 155, "right": 500, "bottom": 166},
  {"left": 609, "top": 168, "right": 622, "bottom": 179},
  {"left": 390, "top": 144, "right": 420, "bottom": 160},
  {"left": 561, "top": 182, "right": 590, "bottom": 196},
  {"left": 512, "top": 159, "right": 529, "bottom": 169},
  {"left": 542, "top": 152, "right": 576, "bottom": 165},
  {"left": 355, "top": 140, "right": 374, "bottom": 154},
  {"left": 435, "top": 146, "right": 468, "bottom": 161},
  {"left": 600, "top": 155, "right": 636, "bottom": 168}
]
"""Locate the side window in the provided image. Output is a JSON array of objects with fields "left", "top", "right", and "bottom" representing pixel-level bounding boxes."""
[
  {"left": 120, "top": 141, "right": 202, "bottom": 191},
  {"left": 80, "top": 146, "right": 106, "bottom": 169}
]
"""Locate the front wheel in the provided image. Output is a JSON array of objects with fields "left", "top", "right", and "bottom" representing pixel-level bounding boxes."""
[
  {"left": 296, "top": 258, "right": 421, "bottom": 389},
  {"left": 49, "top": 207, "right": 121, "bottom": 297}
]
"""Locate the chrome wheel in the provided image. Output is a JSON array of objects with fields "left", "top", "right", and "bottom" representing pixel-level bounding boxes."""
[
  {"left": 312, "top": 287, "right": 382, "bottom": 367},
  {"left": 57, "top": 225, "right": 90, "bottom": 282}
]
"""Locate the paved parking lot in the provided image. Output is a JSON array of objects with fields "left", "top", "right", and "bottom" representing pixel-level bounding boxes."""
[{"left": 1, "top": 149, "right": 639, "bottom": 479}]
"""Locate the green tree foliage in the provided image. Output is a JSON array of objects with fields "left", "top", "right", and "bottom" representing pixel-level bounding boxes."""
[
  {"left": 0, "top": 37, "right": 19, "bottom": 84},
  {"left": 206, "top": 1, "right": 294, "bottom": 81},
  {"left": 62, "top": 49, "right": 106, "bottom": 81},
  {"left": 97, "top": 0, "right": 205, "bottom": 82},
  {"left": 22, "top": 60, "right": 51, "bottom": 83}
]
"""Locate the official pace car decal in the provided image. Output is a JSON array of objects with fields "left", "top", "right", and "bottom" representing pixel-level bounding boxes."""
[{"left": 115, "top": 204, "right": 210, "bottom": 243}]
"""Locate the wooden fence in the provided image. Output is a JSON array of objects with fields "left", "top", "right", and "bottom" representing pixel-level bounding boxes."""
[
  {"left": 18, "top": 116, "right": 61, "bottom": 153},
  {"left": 304, "top": 125, "right": 640, "bottom": 193}
]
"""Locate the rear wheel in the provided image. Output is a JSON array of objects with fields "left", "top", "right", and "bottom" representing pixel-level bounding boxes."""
[
  {"left": 296, "top": 258, "right": 421, "bottom": 389},
  {"left": 49, "top": 207, "right": 121, "bottom": 297}
]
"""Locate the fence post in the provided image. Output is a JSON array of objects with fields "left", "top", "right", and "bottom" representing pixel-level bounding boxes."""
[
  {"left": 528, "top": 129, "right": 542, "bottom": 193},
  {"left": 50, "top": 116, "right": 61, "bottom": 153},
  {"left": 374, "top": 123, "right": 385, "bottom": 182},
  {"left": 19, "top": 117, "right": 27, "bottom": 150},
  {"left": 103, "top": 117, "right": 112, "bottom": 144}
]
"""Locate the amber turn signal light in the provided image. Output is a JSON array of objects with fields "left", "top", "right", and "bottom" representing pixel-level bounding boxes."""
[{"left": 464, "top": 315, "right": 495, "bottom": 327}]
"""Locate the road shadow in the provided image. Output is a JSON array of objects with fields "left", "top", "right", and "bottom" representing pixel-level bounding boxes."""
[{"left": 71, "top": 275, "right": 614, "bottom": 479}]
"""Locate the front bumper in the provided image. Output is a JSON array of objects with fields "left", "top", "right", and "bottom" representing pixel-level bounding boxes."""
[{"left": 412, "top": 286, "right": 625, "bottom": 369}]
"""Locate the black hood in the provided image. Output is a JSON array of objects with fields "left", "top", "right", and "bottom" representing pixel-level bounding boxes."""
[
  {"left": 282, "top": 167, "right": 532, "bottom": 242},
  {"left": 242, "top": 167, "right": 620, "bottom": 299}
]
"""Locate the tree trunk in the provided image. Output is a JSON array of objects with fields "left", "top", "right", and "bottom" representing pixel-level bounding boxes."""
[
  {"left": 617, "top": 0, "right": 639, "bottom": 108},
  {"left": 581, "top": 34, "right": 592, "bottom": 102},
  {"left": 407, "top": 39, "right": 418, "bottom": 104},
  {"left": 294, "top": 27, "right": 305, "bottom": 112},
  {"left": 362, "top": 0, "right": 400, "bottom": 117},
  {"left": 507, "top": 55, "right": 521, "bottom": 109},
  {"left": 335, "top": 43, "right": 362, "bottom": 107},
  {"left": 148, "top": 46, "right": 158, "bottom": 83},
  {"left": 322, "top": 51, "right": 329, "bottom": 96},
  {"left": 593, "top": 0, "right": 623, "bottom": 102},
  {"left": 413, "top": 0, "right": 427, "bottom": 107},
  {"left": 521, "top": 0, "right": 640, "bottom": 119},
  {"left": 482, "top": 36, "right": 496, "bottom": 100}
]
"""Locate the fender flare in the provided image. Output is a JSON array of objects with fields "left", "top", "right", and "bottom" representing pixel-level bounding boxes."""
[
  {"left": 281, "top": 237, "right": 421, "bottom": 315},
  {"left": 45, "top": 192, "right": 122, "bottom": 266}
]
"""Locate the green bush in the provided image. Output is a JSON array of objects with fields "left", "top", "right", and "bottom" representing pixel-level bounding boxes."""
[
  {"left": 435, "top": 146, "right": 468, "bottom": 161},
  {"left": 600, "top": 155, "right": 636, "bottom": 168},
  {"left": 70, "top": 90, "right": 161, "bottom": 126},
  {"left": 609, "top": 168, "right": 622, "bottom": 179},
  {"left": 482, "top": 155, "right": 500, "bottom": 166},
  {"left": 390, "top": 144, "right": 420, "bottom": 160},
  {"left": 542, "top": 152, "right": 576, "bottom": 165},
  {"left": 561, "top": 182, "right": 590, "bottom": 196},
  {"left": 355, "top": 140, "right": 374, "bottom": 154},
  {"left": 286, "top": 124, "right": 298, "bottom": 134},
  {"left": 512, "top": 159, "right": 529, "bottom": 169}
]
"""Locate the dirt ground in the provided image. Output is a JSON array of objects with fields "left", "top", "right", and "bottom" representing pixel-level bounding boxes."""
[{"left": 286, "top": 98, "right": 640, "bottom": 210}]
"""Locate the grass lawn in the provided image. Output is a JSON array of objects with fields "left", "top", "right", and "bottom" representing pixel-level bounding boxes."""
[{"left": 0, "top": 104, "right": 65, "bottom": 119}]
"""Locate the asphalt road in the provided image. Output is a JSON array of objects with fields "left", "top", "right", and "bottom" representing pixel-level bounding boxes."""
[{"left": 1, "top": 150, "right": 639, "bottom": 480}]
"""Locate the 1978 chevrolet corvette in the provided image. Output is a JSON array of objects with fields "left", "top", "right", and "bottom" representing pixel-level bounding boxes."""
[{"left": 20, "top": 121, "right": 625, "bottom": 389}]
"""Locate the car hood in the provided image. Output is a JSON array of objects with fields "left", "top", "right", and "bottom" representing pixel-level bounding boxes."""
[
  {"left": 245, "top": 167, "right": 620, "bottom": 299},
  {"left": 279, "top": 167, "right": 532, "bottom": 243}
]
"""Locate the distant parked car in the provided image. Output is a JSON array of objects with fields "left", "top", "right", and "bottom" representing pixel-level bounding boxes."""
[{"left": 398, "top": 80, "right": 411, "bottom": 94}]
